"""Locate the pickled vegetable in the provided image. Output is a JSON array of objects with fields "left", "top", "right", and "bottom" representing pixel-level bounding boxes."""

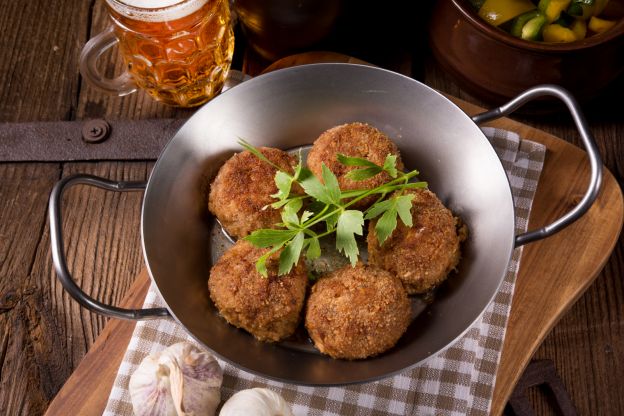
[
  {"left": 478, "top": 0, "right": 537, "bottom": 26},
  {"left": 570, "top": 18, "right": 587, "bottom": 38},
  {"left": 519, "top": 13, "right": 549, "bottom": 39},
  {"left": 565, "top": 0, "right": 608, "bottom": 18},
  {"left": 566, "top": 2, "right": 585, "bottom": 17},
  {"left": 511, "top": 10, "right": 542, "bottom": 36},
  {"left": 473, "top": 0, "right": 618, "bottom": 42},
  {"left": 542, "top": 23, "right": 578, "bottom": 40},
  {"left": 588, "top": 15, "right": 617, "bottom": 32},
  {"left": 538, "top": 0, "right": 572, "bottom": 22}
]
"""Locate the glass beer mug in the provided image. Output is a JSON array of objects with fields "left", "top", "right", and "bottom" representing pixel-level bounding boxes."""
[{"left": 80, "top": 0, "right": 234, "bottom": 107}]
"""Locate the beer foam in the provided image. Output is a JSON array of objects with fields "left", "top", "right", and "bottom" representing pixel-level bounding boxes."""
[{"left": 107, "top": 0, "right": 209, "bottom": 22}]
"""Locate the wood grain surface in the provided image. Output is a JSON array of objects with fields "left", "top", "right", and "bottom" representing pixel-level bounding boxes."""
[
  {"left": 44, "top": 271, "right": 150, "bottom": 416},
  {"left": 0, "top": 0, "right": 622, "bottom": 414}
]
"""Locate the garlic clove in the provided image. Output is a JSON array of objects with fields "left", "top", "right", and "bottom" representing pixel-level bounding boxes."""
[
  {"left": 129, "top": 356, "right": 177, "bottom": 416},
  {"left": 219, "top": 388, "right": 294, "bottom": 416},
  {"left": 130, "top": 342, "right": 223, "bottom": 416}
]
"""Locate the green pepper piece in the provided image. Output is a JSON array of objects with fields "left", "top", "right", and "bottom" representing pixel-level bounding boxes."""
[
  {"left": 511, "top": 10, "right": 542, "bottom": 37},
  {"left": 522, "top": 14, "right": 549, "bottom": 39},
  {"left": 567, "top": 3, "right": 584, "bottom": 15}
]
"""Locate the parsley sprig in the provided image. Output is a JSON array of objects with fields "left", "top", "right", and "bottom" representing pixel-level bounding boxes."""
[{"left": 239, "top": 139, "right": 427, "bottom": 276}]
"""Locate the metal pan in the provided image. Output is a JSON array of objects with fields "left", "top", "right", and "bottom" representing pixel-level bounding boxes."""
[{"left": 49, "top": 64, "right": 602, "bottom": 385}]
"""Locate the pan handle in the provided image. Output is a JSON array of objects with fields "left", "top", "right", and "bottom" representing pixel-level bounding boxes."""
[
  {"left": 471, "top": 85, "right": 603, "bottom": 247},
  {"left": 49, "top": 174, "right": 171, "bottom": 320}
]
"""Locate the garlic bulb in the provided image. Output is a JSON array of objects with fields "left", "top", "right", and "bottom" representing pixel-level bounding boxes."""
[
  {"left": 219, "top": 388, "right": 294, "bottom": 416},
  {"left": 129, "top": 342, "right": 223, "bottom": 416}
]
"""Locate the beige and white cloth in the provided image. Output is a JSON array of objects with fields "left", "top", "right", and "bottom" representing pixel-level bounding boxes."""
[{"left": 104, "top": 127, "right": 546, "bottom": 416}]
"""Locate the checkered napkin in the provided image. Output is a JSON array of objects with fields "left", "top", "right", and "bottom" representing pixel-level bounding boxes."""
[{"left": 104, "top": 127, "right": 546, "bottom": 416}]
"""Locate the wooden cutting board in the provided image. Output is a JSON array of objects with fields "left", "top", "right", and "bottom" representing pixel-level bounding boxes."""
[{"left": 45, "top": 55, "right": 624, "bottom": 416}]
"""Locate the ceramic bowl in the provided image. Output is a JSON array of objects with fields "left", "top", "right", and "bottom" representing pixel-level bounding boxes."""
[{"left": 429, "top": 0, "right": 624, "bottom": 104}]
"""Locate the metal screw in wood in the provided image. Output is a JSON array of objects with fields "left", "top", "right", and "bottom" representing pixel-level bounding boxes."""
[{"left": 81, "top": 119, "right": 111, "bottom": 143}]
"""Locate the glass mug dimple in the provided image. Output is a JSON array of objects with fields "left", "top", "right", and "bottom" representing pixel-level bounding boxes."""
[{"left": 80, "top": 0, "right": 234, "bottom": 107}]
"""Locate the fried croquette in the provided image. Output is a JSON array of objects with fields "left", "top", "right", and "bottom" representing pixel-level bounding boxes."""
[
  {"left": 208, "top": 240, "right": 308, "bottom": 342},
  {"left": 305, "top": 264, "right": 411, "bottom": 360},
  {"left": 208, "top": 147, "right": 298, "bottom": 238},
  {"left": 367, "top": 188, "right": 464, "bottom": 295},
  {"left": 306, "top": 123, "right": 404, "bottom": 209}
]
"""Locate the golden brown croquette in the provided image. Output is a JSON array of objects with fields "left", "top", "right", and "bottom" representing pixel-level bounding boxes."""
[
  {"left": 305, "top": 264, "right": 411, "bottom": 360},
  {"left": 208, "top": 147, "right": 299, "bottom": 238},
  {"left": 208, "top": 240, "right": 308, "bottom": 342},
  {"left": 367, "top": 188, "right": 464, "bottom": 295},
  {"left": 306, "top": 123, "right": 404, "bottom": 209}
]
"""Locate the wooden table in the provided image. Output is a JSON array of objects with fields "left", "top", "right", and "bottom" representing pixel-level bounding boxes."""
[{"left": 1, "top": 1, "right": 622, "bottom": 415}]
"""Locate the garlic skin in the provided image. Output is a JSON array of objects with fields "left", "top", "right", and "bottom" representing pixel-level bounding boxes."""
[
  {"left": 129, "top": 342, "right": 223, "bottom": 416},
  {"left": 219, "top": 388, "right": 294, "bottom": 416}
]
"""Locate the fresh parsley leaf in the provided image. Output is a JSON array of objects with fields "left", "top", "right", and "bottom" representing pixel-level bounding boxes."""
[
  {"left": 298, "top": 168, "right": 326, "bottom": 200},
  {"left": 238, "top": 139, "right": 282, "bottom": 171},
  {"left": 281, "top": 198, "right": 302, "bottom": 228},
  {"left": 300, "top": 210, "right": 314, "bottom": 224},
  {"left": 271, "top": 171, "right": 294, "bottom": 200},
  {"left": 305, "top": 236, "right": 321, "bottom": 260},
  {"left": 256, "top": 257, "right": 268, "bottom": 277},
  {"left": 364, "top": 198, "right": 394, "bottom": 220},
  {"left": 255, "top": 244, "right": 283, "bottom": 277},
  {"left": 279, "top": 232, "right": 305, "bottom": 275},
  {"left": 293, "top": 150, "right": 303, "bottom": 180},
  {"left": 382, "top": 154, "right": 398, "bottom": 178},
  {"left": 336, "top": 210, "right": 364, "bottom": 265},
  {"left": 345, "top": 166, "right": 383, "bottom": 181},
  {"left": 271, "top": 150, "right": 304, "bottom": 201},
  {"left": 299, "top": 168, "right": 335, "bottom": 205},
  {"left": 270, "top": 198, "right": 293, "bottom": 209},
  {"left": 395, "top": 194, "right": 414, "bottom": 226},
  {"left": 339, "top": 153, "right": 398, "bottom": 181},
  {"left": 336, "top": 153, "right": 378, "bottom": 167},
  {"left": 367, "top": 194, "right": 415, "bottom": 244},
  {"left": 375, "top": 206, "right": 397, "bottom": 245},
  {"left": 245, "top": 229, "right": 298, "bottom": 248},
  {"left": 321, "top": 163, "right": 341, "bottom": 204},
  {"left": 325, "top": 211, "right": 341, "bottom": 232}
]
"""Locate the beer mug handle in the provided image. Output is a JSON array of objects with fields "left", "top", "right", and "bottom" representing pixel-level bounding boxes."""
[{"left": 79, "top": 26, "right": 137, "bottom": 96}]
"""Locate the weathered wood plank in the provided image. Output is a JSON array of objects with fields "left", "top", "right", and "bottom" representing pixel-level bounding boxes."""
[
  {"left": 0, "top": 0, "right": 90, "bottom": 121},
  {"left": 32, "top": 161, "right": 152, "bottom": 358},
  {"left": 530, "top": 245, "right": 624, "bottom": 415},
  {"left": 1, "top": 162, "right": 152, "bottom": 415},
  {"left": 45, "top": 271, "right": 150, "bottom": 416},
  {"left": 0, "top": 163, "right": 61, "bottom": 415}
]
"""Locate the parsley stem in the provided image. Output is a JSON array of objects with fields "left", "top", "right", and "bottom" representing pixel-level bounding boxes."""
[
  {"left": 300, "top": 172, "right": 423, "bottom": 231},
  {"left": 375, "top": 182, "right": 427, "bottom": 193},
  {"left": 302, "top": 205, "right": 342, "bottom": 230},
  {"left": 303, "top": 203, "right": 329, "bottom": 228},
  {"left": 342, "top": 172, "right": 420, "bottom": 209},
  {"left": 303, "top": 226, "right": 340, "bottom": 241}
]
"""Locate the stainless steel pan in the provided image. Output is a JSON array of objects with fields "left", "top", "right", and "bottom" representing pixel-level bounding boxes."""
[{"left": 49, "top": 64, "right": 602, "bottom": 385}]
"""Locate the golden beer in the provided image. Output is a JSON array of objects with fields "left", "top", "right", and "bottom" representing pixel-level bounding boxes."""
[{"left": 106, "top": 0, "right": 234, "bottom": 107}]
